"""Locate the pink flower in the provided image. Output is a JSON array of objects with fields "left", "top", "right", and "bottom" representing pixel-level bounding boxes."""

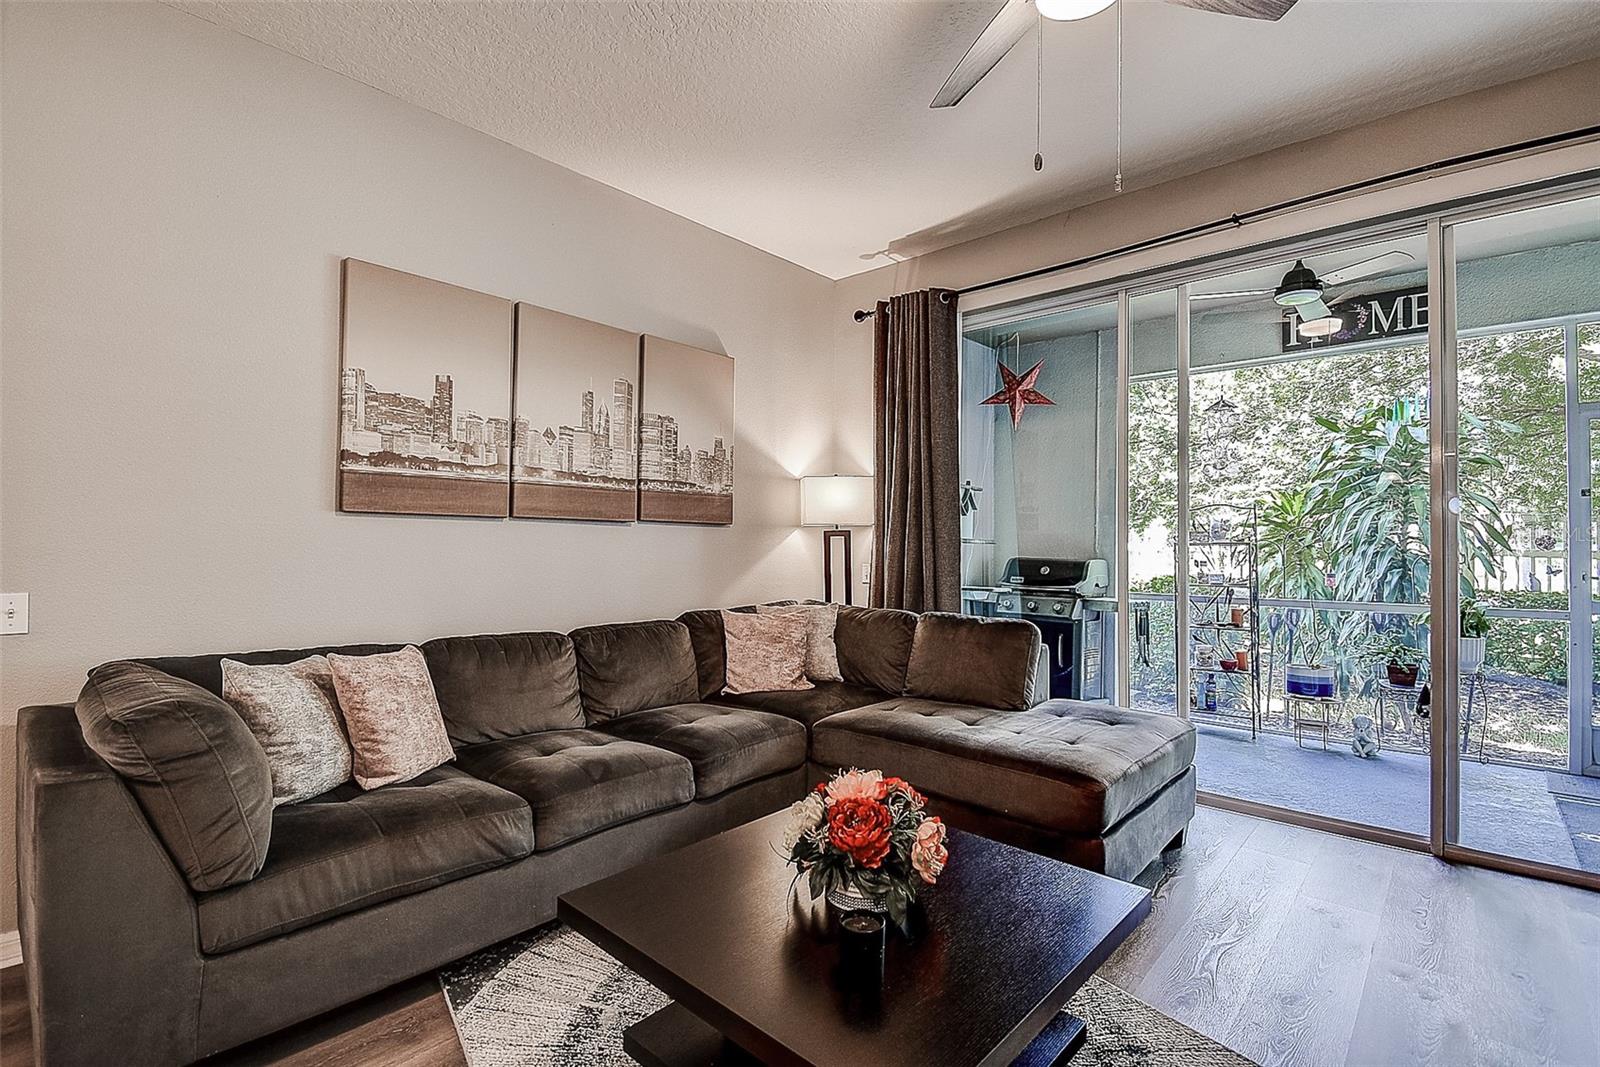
[
  {"left": 825, "top": 768, "right": 885, "bottom": 804},
  {"left": 911, "top": 817, "right": 948, "bottom": 884}
]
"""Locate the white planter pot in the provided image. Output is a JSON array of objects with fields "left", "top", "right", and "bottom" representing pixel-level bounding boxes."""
[
  {"left": 1459, "top": 637, "right": 1486, "bottom": 675},
  {"left": 1286, "top": 663, "right": 1336, "bottom": 698}
]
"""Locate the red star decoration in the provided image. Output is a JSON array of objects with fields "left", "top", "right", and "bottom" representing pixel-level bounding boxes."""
[{"left": 981, "top": 358, "right": 1054, "bottom": 429}]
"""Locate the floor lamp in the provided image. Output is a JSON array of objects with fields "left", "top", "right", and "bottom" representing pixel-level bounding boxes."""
[{"left": 800, "top": 475, "right": 874, "bottom": 605}]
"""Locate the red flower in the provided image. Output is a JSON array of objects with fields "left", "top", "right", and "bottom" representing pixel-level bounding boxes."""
[
  {"left": 826, "top": 796, "right": 893, "bottom": 868},
  {"left": 884, "top": 776, "right": 925, "bottom": 808}
]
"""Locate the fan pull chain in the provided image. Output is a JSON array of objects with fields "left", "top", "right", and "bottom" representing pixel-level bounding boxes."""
[
  {"left": 1114, "top": 0, "right": 1123, "bottom": 192},
  {"left": 1034, "top": 14, "right": 1043, "bottom": 172}
]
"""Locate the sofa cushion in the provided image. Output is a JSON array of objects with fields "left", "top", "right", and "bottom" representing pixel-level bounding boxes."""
[
  {"left": 195, "top": 765, "right": 532, "bottom": 953},
  {"left": 711, "top": 681, "right": 892, "bottom": 728},
  {"left": 570, "top": 620, "right": 699, "bottom": 721},
  {"left": 834, "top": 606, "right": 918, "bottom": 694},
  {"left": 421, "top": 632, "right": 585, "bottom": 745},
  {"left": 453, "top": 730, "right": 694, "bottom": 849},
  {"left": 76, "top": 660, "right": 273, "bottom": 892},
  {"left": 593, "top": 704, "right": 806, "bottom": 797},
  {"left": 905, "top": 613, "right": 1042, "bottom": 710},
  {"left": 137, "top": 642, "right": 406, "bottom": 697},
  {"left": 811, "top": 697, "right": 1195, "bottom": 835}
]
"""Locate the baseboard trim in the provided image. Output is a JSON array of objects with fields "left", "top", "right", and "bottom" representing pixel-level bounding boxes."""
[{"left": 0, "top": 930, "right": 20, "bottom": 970}]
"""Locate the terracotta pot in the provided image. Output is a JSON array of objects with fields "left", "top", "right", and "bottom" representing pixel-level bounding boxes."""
[
  {"left": 1386, "top": 662, "right": 1419, "bottom": 688},
  {"left": 1231, "top": 648, "right": 1250, "bottom": 672}
]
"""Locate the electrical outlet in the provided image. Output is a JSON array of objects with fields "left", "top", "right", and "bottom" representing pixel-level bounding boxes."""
[{"left": 2, "top": 593, "right": 29, "bottom": 635}]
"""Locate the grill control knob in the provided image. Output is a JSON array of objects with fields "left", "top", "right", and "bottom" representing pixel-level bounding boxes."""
[
  {"left": 1052, "top": 602, "right": 1065, "bottom": 614},
  {"left": 1026, "top": 600, "right": 1038, "bottom": 611},
  {"left": 1001, "top": 599, "right": 1015, "bottom": 610}
]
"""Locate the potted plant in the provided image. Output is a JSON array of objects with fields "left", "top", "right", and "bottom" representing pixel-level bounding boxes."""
[
  {"left": 1283, "top": 606, "right": 1337, "bottom": 698},
  {"left": 1363, "top": 630, "right": 1426, "bottom": 688},
  {"left": 1460, "top": 599, "right": 1490, "bottom": 675}
]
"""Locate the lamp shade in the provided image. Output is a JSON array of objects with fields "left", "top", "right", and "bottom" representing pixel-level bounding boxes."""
[{"left": 800, "top": 475, "right": 874, "bottom": 527}]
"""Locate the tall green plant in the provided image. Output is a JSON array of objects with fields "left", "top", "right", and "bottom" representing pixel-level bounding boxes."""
[
  {"left": 1257, "top": 488, "right": 1332, "bottom": 663},
  {"left": 1307, "top": 400, "right": 1513, "bottom": 607}
]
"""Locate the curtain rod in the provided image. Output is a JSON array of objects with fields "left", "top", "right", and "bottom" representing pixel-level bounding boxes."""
[
  {"left": 852, "top": 290, "right": 953, "bottom": 322},
  {"left": 849, "top": 123, "right": 1600, "bottom": 323}
]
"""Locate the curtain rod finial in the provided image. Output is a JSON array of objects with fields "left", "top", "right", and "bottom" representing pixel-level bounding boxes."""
[{"left": 853, "top": 308, "right": 874, "bottom": 322}]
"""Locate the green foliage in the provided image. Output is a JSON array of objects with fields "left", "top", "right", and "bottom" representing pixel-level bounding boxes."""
[
  {"left": 1306, "top": 399, "right": 1513, "bottom": 605},
  {"left": 1460, "top": 599, "right": 1492, "bottom": 639},
  {"left": 1360, "top": 629, "right": 1427, "bottom": 669}
]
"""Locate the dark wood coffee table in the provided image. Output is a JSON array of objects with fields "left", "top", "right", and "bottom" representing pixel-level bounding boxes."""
[{"left": 557, "top": 810, "right": 1150, "bottom": 1066}]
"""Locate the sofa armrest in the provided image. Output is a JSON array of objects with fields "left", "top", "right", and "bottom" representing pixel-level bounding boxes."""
[
  {"left": 18, "top": 704, "right": 204, "bottom": 1065},
  {"left": 1031, "top": 637, "right": 1049, "bottom": 707}
]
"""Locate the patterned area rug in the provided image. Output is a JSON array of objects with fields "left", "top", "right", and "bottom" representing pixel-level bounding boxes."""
[{"left": 440, "top": 923, "right": 1255, "bottom": 1066}]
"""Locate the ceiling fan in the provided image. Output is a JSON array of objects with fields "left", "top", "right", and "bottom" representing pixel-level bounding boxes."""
[
  {"left": 932, "top": 0, "right": 1298, "bottom": 109},
  {"left": 1191, "top": 250, "right": 1416, "bottom": 336}
]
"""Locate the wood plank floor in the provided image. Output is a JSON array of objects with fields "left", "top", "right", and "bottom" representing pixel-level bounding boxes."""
[{"left": 3, "top": 806, "right": 1597, "bottom": 1067}]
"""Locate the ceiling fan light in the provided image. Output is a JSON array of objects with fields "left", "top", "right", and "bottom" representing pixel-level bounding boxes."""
[
  {"left": 1298, "top": 315, "right": 1343, "bottom": 339},
  {"left": 1273, "top": 259, "right": 1324, "bottom": 307},
  {"left": 1035, "top": 0, "right": 1117, "bottom": 21}
]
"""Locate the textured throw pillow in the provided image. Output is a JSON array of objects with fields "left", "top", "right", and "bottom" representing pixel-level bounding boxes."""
[
  {"left": 222, "top": 655, "right": 353, "bottom": 806},
  {"left": 756, "top": 602, "right": 843, "bottom": 682},
  {"left": 721, "top": 610, "right": 814, "bottom": 695},
  {"left": 326, "top": 646, "right": 455, "bottom": 789}
]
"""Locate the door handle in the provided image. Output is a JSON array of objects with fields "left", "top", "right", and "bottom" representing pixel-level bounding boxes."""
[{"left": 1058, "top": 634, "right": 1065, "bottom": 666}]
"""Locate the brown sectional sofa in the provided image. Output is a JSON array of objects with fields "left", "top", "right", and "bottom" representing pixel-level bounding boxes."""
[{"left": 15, "top": 605, "right": 1194, "bottom": 1065}]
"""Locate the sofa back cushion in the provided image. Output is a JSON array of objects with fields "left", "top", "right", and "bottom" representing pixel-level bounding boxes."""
[
  {"left": 570, "top": 620, "right": 699, "bottom": 721},
  {"left": 76, "top": 660, "right": 274, "bottom": 891},
  {"left": 421, "top": 632, "right": 585, "bottom": 745},
  {"left": 138, "top": 642, "right": 406, "bottom": 698},
  {"left": 904, "top": 613, "right": 1042, "bottom": 710},
  {"left": 834, "top": 605, "right": 919, "bottom": 694},
  {"left": 677, "top": 605, "right": 770, "bottom": 700}
]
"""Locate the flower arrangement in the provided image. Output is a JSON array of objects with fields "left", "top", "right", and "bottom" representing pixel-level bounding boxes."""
[{"left": 783, "top": 768, "right": 949, "bottom": 931}]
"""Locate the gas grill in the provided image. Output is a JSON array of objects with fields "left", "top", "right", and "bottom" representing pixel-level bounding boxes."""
[{"left": 984, "top": 556, "right": 1110, "bottom": 702}]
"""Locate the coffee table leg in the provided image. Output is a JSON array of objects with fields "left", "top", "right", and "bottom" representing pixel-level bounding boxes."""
[
  {"left": 1011, "top": 1012, "right": 1088, "bottom": 1066},
  {"left": 623, "top": 1001, "right": 761, "bottom": 1067}
]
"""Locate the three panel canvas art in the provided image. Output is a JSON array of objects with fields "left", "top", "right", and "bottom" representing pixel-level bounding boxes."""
[{"left": 338, "top": 259, "right": 734, "bottom": 524}]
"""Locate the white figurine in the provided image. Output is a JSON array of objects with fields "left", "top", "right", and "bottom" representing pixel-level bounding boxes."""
[{"left": 1351, "top": 714, "right": 1380, "bottom": 759}]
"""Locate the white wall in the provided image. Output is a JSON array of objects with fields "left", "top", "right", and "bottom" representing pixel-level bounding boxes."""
[{"left": 0, "top": 2, "right": 840, "bottom": 934}]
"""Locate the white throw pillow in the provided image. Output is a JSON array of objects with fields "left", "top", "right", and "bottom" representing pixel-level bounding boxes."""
[
  {"left": 721, "top": 610, "right": 815, "bottom": 695},
  {"left": 756, "top": 603, "right": 843, "bottom": 683},
  {"left": 222, "top": 655, "right": 353, "bottom": 806}
]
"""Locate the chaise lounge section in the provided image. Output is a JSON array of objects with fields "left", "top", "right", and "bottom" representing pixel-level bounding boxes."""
[{"left": 16, "top": 605, "right": 1194, "bottom": 1065}]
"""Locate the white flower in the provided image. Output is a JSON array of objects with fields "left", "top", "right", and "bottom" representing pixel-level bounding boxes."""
[{"left": 782, "top": 793, "right": 826, "bottom": 853}]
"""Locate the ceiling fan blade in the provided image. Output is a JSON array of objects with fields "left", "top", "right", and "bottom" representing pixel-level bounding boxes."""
[
  {"left": 1320, "top": 249, "right": 1414, "bottom": 286},
  {"left": 930, "top": 0, "right": 1036, "bottom": 109},
  {"left": 1190, "top": 288, "right": 1275, "bottom": 301},
  {"left": 1163, "top": 0, "right": 1297, "bottom": 20},
  {"left": 1295, "top": 297, "right": 1332, "bottom": 321}
]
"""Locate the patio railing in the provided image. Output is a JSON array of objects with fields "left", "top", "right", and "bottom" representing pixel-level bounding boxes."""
[{"left": 1127, "top": 591, "right": 1576, "bottom": 770}]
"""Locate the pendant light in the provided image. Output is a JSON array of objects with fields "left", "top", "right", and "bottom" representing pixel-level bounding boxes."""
[{"left": 1036, "top": 0, "right": 1117, "bottom": 20}]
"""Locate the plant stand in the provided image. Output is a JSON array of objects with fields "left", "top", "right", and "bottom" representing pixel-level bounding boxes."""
[
  {"left": 1288, "top": 695, "right": 1340, "bottom": 750},
  {"left": 1187, "top": 502, "right": 1262, "bottom": 738},
  {"left": 1373, "top": 678, "right": 1423, "bottom": 747}
]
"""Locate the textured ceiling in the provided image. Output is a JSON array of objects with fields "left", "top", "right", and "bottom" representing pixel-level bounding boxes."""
[{"left": 173, "top": 1, "right": 1600, "bottom": 279}]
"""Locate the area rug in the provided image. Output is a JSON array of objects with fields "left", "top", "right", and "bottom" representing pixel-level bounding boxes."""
[{"left": 440, "top": 923, "right": 1255, "bottom": 1067}]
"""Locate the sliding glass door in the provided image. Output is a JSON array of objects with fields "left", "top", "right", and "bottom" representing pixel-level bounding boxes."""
[
  {"left": 959, "top": 178, "right": 1600, "bottom": 888},
  {"left": 1444, "top": 192, "right": 1600, "bottom": 877}
]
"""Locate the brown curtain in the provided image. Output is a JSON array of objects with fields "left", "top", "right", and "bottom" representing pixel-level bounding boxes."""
[{"left": 870, "top": 288, "right": 961, "bottom": 613}]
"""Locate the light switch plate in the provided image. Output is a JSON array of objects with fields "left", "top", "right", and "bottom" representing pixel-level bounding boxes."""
[
  {"left": 2, "top": 593, "right": 29, "bottom": 635},
  {"left": 861, "top": 562, "right": 871, "bottom": 585}
]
